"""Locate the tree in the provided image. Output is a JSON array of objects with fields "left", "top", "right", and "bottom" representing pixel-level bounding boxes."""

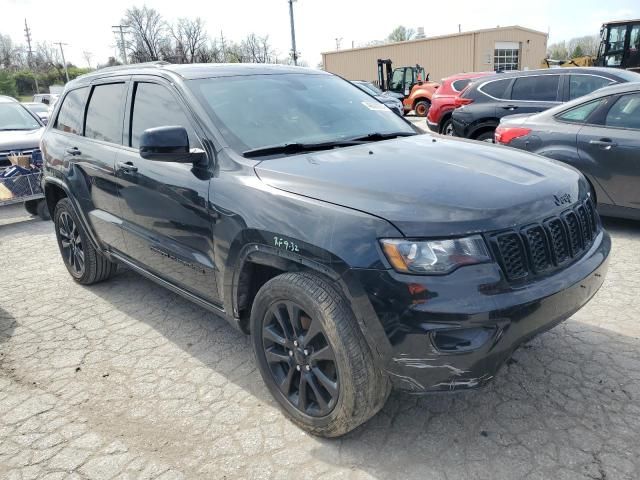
[
  {"left": 0, "top": 33, "right": 17, "bottom": 69},
  {"left": 387, "top": 26, "right": 416, "bottom": 43},
  {"left": 547, "top": 40, "right": 568, "bottom": 60},
  {"left": 0, "top": 70, "right": 18, "bottom": 97},
  {"left": 170, "top": 17, "right": 207, "bottom": 63},
  {"left": 122, "top": 6, "right": 167, "bottom": 62},
  {"left": 240, "top": 33, "right": 274, "bottom": 63},
  {"left": 571, "top": 44, "right": 585, "bottom": 58}
]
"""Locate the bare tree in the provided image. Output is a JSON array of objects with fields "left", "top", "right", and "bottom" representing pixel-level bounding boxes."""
[
  {"left": 170, "top": 17, "right": 207, "bottom": 63},
  {"left": 195, "top": 39, "right": 223, "bottom": 63},
  {"left": 387, "top": 26, "right": 416, "bottom": 43},
  {"left": 122, "top": 6, "right": 167, "bottom": 62},
  {"left": 82, "top": 51, "right": 93, "bottom": 69},
  {"left": 240, "top": 34, "right": 274, "bottom": 63},
  {"left": 0, "top": 33, "right": 18, "bottom": 69}
]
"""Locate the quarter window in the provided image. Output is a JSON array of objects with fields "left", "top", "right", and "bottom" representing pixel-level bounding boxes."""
[
  {"left": 569, "top": 75, "right": 613, "bottom": 100},
  {"left": 55, "top": 87, "right": 89, "bottom": 135},
  {"left": 557, "top": 99, "right": 606, "bottom": 123},
  {"left": 451, "top": 79, "right": 471, "bottom": 92},
  {"left": 480, "top": 79, "right": 511, "bottom": 99},
  {"left": 85, "top": 83, "right": 126, "bottom": 144},
  {"left": 605, "top": 94, "right": 640, "bottom": 130},
  {"left": 511, "top": 75, "right": 560, "bottom": 102},
  {"left": 130, "top": 82, "right": 197, "bottom": 148}
]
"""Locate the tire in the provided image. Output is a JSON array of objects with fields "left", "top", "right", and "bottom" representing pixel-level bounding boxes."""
[
  {"left": 441, "top": 118, "right": 454, "bottom": 136},
  {"left": 414, "top": 100, "right": 430, "bottom": 117},
  {"left": 250, "top": 272, "right": 390, "bottom": 437},
  {"left": 36, "top": 199, "right": 51, "bottom": 221},
  {"left": 24, "top": 200, "right": 39, "bottom": 216},
  {"left": 475, "top": 130, "right": 495, "bottom": 143},
  {"left": 53, "top": 198, "right": 117, "bottom": 285}
]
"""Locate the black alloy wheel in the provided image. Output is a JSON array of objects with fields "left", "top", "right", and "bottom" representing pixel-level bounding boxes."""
[
  {"left": 262, "top": 300, "right": 339, "bottom": 417},
  {"left": 58, "top": 211, "right": 85, "bottom": 276}
]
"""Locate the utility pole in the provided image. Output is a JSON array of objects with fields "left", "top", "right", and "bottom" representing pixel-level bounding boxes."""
[
  {"left": 54, "top": 42, "right": 70, "bottom": 83},
  {"left": 24, "top": 19, "right": 39, "bottom": 94},
  {"left": 111, "top": 25, "right": 128, "bottom": 64},
  {"left": 288, "top": 0, "right": 298, "bottom": 65}
]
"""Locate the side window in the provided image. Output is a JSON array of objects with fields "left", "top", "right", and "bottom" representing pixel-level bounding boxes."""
[
  {"left": 557, "top": 99, "right": 606, "bottom": 123},
  {"left": 569, "top": 75, "right": 613, "bottom": 101},
  {"left": 130, "top": 82, "right": 197, "bottom": 149},
  {"left": 605, "top": 94, "right": 640, "bottom": 130},
  {"left": 85, "top": 83, "right": 127, "bottom": 144},
  {"left": 54, "top": 87, "right": 89, "bottom": 135},
  {"left": 511, "top": 75, "right": 560, "bottom": 102},
  {"left": 451, "top": 79, "right": 471, "bottom": 92},
  {"left": 480, "top": 79, "right": 511, "bottom": 99}
]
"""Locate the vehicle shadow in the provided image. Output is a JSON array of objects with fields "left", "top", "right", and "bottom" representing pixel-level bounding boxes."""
[{"left": 0, "top": 307, "right": 16, "bottom": 345}]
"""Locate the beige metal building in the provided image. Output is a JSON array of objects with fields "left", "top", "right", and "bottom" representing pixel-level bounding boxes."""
[{"left": 322, "top": 26, "right": 548, "bottom": 83}]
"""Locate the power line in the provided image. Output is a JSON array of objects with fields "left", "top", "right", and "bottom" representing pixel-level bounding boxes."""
[
  {"left": 54, "top": 42, "right": 70, "bottom": 83},
  {"left": 23, "top": 18, "right": 40, "bottom": 94},
  {"left": 111, "top": 25, "right": 128, "bottom": 64}
]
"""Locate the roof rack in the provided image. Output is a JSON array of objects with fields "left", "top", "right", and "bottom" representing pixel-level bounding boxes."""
[{"left": 76, "top": 61, "right": 171, "bottom": 80}]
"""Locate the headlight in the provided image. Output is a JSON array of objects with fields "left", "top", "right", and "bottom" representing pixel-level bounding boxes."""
[{"left": 380, "top": 235, "right": 491, "bottom": 274}]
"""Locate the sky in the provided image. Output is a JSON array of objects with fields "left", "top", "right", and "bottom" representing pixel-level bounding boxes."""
[{"left": 2, "top": 0, "right": 639, "bottom": 68}]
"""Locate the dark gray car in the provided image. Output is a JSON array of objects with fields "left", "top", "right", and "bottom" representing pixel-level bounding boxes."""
[
  {"left": 351, "top": 80, "right": 404, "bottom": 116},
  {"left": 496, "top": 82, "right": 640, "bottom": 220}
]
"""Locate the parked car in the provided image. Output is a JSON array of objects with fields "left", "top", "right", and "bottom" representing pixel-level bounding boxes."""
[
  {"left": 23, "top": 102, "right": 51, "bottom": 125},
  {"left": 426, "top": 72, "right": 493, "bottom": 135},
  {"left": 496, "top": 82, "right": 640, "bottom": 220},
  {"left": 42, "top": 63, "right": 610, "bottom": 437},
  {"left": 0, "top": 95, "right": 44, "bottom": 168},
  {"left": 452, "top": 67, "right": 640, "bottom": 142},
  {"left": 32, "top": 93, "right": 59, "bottom": 105},
  {"left": 351, "top": 80, "right": 404, "bottom": 115}
]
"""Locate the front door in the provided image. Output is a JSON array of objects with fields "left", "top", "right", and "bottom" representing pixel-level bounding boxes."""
[
  {"left": 577, "top": 93, "right": 640, "bottom": 210},
  {"left": 115, "top": 79, "right": 220, "bottom": 304}
]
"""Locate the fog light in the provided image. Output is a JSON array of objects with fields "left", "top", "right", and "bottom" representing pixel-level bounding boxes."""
[{"left": 432, "top": 327, "right": 496, "bottom": 353}]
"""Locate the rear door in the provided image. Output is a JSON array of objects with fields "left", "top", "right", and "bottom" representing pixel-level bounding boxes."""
[
  {"left": 577, "top": 92, "right": 640, "bottom": 209},
  {"left": 504, "top": 74, "right": 561, "bottom": 117},
  {"left": 61, "top": 79, "right": 129, "bottom": 252},
  {"left": 115, "top": 78, "right": 219, "bottom": 304}
]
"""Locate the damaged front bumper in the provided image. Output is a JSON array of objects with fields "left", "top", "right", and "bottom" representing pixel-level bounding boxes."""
[{"left": 351, "top": 230, "right": 611, "bottom": 393}]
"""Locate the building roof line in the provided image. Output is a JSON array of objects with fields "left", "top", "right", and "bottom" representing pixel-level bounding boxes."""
[{"left": 321, "top": 25, "right": 548, "bottom": 56}]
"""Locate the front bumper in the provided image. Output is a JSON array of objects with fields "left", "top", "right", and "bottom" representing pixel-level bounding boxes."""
[
  {"left": 350, "top": 230, "right": 610, "bottom": 393},
  {"left": 426, "top": 119, "right": 439, "bottom": 133}
]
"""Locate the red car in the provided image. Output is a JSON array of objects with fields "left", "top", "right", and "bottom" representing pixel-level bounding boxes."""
[{"left": 426, "top": 72, "right": 492, "bottom": 135}]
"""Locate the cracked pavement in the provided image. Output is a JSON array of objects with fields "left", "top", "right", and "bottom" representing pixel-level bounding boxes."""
[{"left": 1, "top": 203, "right": 639, "bottom": 479}]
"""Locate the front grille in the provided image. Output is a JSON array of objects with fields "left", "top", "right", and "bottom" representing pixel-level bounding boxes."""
[{"left": 490, "top": 197, "right": 600, "bottom": 282}]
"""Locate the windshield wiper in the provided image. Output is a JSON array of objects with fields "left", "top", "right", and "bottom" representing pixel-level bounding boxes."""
[
  {"left": 242, "top": 139, "right": 362, "bottom": 158},
  {"left": 346, "top": 131, "right": 417, "bottom": 142}
]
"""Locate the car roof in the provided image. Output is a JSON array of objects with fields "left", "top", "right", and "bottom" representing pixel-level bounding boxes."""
[
  {"left": 470, "top": 67, "right": 640, "bottom": 87},
  {"left": 69, "top": 61, "right": 328, "bottom": 87},
  {"left": 0, "top": 95, "right": 18, "bottom": 103}
]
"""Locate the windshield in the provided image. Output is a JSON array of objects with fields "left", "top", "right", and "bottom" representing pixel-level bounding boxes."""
[
  {"left": 188, "top": 73, "right": 414, "bottom": 154},
  {"left": 354, "top": 81, "right": 383, "bottom": 96},
  {"left": 0, "top": 103, "right": 41, "bottom": 130},
  {"left": 25, "top": 103, "right": 48, "bottom": 114}
]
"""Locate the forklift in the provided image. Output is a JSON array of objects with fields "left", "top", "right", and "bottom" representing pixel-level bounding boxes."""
[{"left": 377, "top": 59, "right": 439, "bottom": 116}]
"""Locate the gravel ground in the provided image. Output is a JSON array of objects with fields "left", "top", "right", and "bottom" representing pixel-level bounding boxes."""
[{"left": 1, "top": 201, "right": 639, "bottom": 480}]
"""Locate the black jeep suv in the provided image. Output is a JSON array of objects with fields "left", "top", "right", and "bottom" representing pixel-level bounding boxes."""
[
  {"left": 41, "top": 63, "right": 610, "bottom": 437},
  {"left": 451, "top": 67, "right": 640, "bottom": 142}
]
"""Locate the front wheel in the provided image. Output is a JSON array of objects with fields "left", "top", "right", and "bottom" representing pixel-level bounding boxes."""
[
  {"left": 414, "top": 100, "right": 430, "bottom": 117},
  {"left": 250, "top": 272, "right": 390, "bottom": 437},
  {"left": 441, "top": 118, "right": 454, "bottom": 136}
]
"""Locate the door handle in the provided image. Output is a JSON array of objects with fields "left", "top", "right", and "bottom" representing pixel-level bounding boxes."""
[
  {"left": 502, "top": 105, "right": 519, "bottom": 111},
  {"left": 589, "top": 139, "right": 617, "bottom": 150},
  {"left": 65, "top": 147, "right": 81, "bottom": 156},
  {"left": 117, "top": 161, "right": 138, "bottom": 173}
]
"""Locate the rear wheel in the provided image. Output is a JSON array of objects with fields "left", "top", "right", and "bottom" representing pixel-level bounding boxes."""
[
  {"left": 441, "top": 118, "right": 454, "bottom": 136},
  {"left": 250, "top": 272, "right": 390, "bottom": 437},
  {"left": 54, "top": 198, "right": 117, "bottom": 284},
  {"left": 476, "top": 130, "right": 495, "bottom": 143},
  {"left": 414, "top": 100, "right": 430, "bottom": 117}
]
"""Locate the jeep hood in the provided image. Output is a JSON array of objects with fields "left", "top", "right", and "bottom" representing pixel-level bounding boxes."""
[
  {"left": 254, "top": 135, "right": 587, "bottom": 237},
  {"left": 0, "top": 128, "right": 44, "bottom": 152}
]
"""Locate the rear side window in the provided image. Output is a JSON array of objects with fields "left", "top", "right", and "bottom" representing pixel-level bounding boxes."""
[
  {"left": 557, "top": 99, "right": 606, "bottom": 123},
  {"left": 130, "top": 82, "right": 197, "bottom": 148},
  {"left": 55, "top": 88, "right": 88, "bottom": 134},
  {"left": 569, "top": 75, "right": 613, "bottom": 101},
  {"left": 479, "top": 79, "right": 510, "bottom": 99},
  {"left": 511, "top": 75, "right": 560, "bottom": 102},
  {"left": 605, "top": 94, "right": 640, "bottom": 130},
  {"left": 85, "top": 83, "right": 126, "bottom": 144},
  {"left": 451, "top": 79, "right": 471, "bottom": 92}
]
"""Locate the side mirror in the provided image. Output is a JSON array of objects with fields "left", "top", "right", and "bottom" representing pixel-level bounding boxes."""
[{"left": 139, "top": 126, "right": 205, "bottom": 164}]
